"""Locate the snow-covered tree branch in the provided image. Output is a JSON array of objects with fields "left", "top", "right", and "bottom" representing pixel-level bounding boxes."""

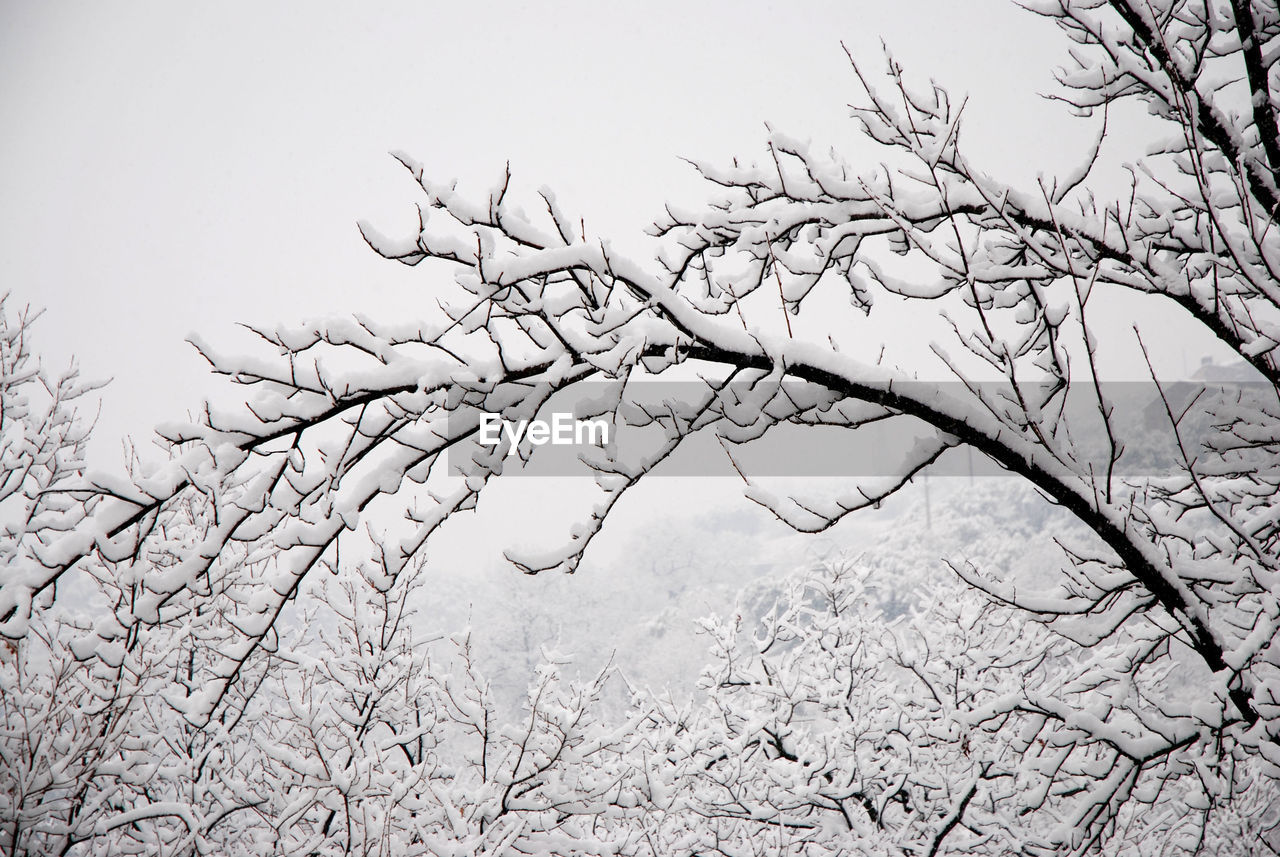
[{"left": 5, "top": 1, "right": 1280, "bottom": 853}]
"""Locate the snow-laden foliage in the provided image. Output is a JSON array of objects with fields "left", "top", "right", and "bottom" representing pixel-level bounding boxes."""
[
  {"left": 5, "top": 0, "right": 1280, "bottom": 852},
  {"left": 232, "top": 556, "right": 645, "bottom": 857},
  {"left": 655, "top": 556, "right": 1279, "bottom": 855},
  {"left": 0, "top": 296, "right": 108, "bottom": 855},
  {"left": 0, "top": 295, "right": 97, "bottom": 640},
  {"left": 236, "top": 548, "right": 1279, "bottom": 856}
]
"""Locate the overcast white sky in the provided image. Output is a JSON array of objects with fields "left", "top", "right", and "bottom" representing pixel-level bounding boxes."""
[
  {"left": 3, "top": 0, "right": 1079, "bottom": 449},
  {"left": 0, "top": 1, "right": 1231, "bottom": 587}
]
